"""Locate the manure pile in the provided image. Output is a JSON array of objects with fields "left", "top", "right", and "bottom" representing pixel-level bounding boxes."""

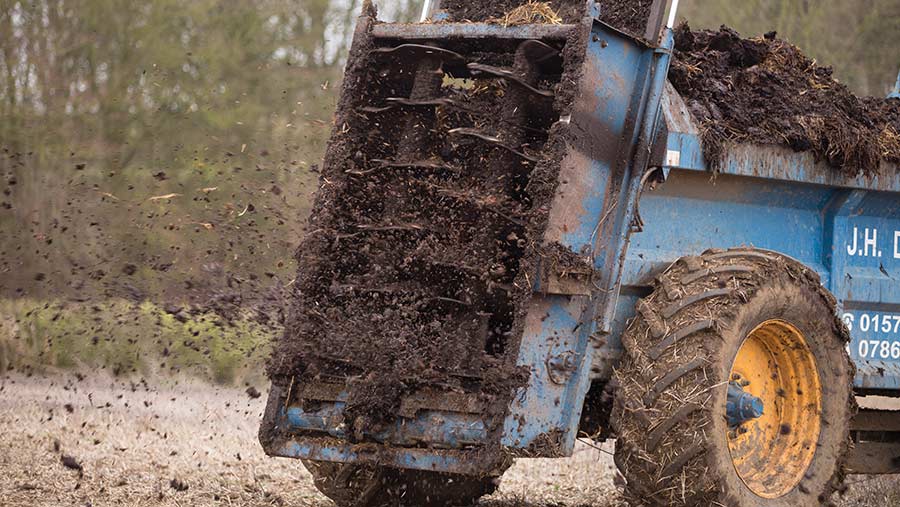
[
  {"left": 443, "top": 0, "right": 653, "bottom": 37},
  {"left": 670, "top": 24, "right": 900, "bottom": 175}
]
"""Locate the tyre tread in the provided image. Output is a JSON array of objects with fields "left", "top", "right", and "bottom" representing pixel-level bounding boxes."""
[{"left": 612, "top": 248, "right": 854, "bottom": 507}]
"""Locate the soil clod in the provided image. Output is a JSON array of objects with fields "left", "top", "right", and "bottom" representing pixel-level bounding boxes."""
[{"left": 61, "top": 455, "right": 83, "bottom": 473}]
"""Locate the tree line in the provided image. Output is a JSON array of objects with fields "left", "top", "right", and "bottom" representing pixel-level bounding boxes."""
[{"left": 0, "top": 0, "right": 896, "bottom": 303}]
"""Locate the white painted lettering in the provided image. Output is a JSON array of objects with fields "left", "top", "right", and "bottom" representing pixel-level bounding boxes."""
[
  {"left": 848, "top": 227, "right": 859, "bottom": 256},
  {"left": 895, "top": 231, "right": 900, "bottom": 260},
  {"left": 865, "top": 228, "right": 878, "bottom": 257}
]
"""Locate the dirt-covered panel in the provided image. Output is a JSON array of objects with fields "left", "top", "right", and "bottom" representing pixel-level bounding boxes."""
[
  {"left": 269, "top": 7, "right": 591, "bottom": 437},
  {"left": 670, "top": 24, "right": 900, "bottom": 176}
]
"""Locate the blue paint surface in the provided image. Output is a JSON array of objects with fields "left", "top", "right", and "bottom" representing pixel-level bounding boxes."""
[
  {"left": 500, "top": 294, "right": 587, "bottom": 450},
  {"left": 284, "top": 404, "right": 487, "bottom": 448},
  {"left": 665, "top": 130, "right": 900, "bottom": 193},
  {"left": 833, "top": 192, "right": 900, "bottom": 389},
  {"left": 277, "top": 440, "right": 481, "bottom": 475},
  {"left": 501, "top": 23, "right": 675, "bottom": 454}
]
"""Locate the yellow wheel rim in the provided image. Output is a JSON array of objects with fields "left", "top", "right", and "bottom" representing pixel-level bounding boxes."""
[{"left": 727, "top": 319, "right": 822, "bottom": 498}]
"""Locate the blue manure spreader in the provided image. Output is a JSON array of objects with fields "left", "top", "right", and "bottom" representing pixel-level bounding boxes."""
[{"left": 260, "top": 1, "right": 900, "bottom": 505}]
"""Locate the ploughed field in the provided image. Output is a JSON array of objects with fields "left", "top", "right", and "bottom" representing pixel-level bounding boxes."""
[{"left": 0, "top": 372, "right": 896, "bottom": 507}]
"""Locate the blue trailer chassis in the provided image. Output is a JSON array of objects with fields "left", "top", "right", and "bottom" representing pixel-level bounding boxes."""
[{"left": 262, "top": 5, "right": 900, "bottom": 476}]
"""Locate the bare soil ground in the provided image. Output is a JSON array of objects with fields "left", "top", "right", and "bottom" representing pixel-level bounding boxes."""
[{"left": 0, "top": 373, "right": 896, "bottom": 506}]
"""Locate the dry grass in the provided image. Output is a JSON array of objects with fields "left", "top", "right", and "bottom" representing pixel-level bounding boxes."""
[
  {"left": 0, "top": 372, "right": 896, "bottom": 506},
  {"left": 490, "top": 2, "right": 562, "bottom": 26},
  {"left": 879, "top": 126, "right": 900, "bottom": 157}
]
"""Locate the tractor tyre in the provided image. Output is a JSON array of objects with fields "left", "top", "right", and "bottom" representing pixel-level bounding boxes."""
[
  {"left": 302, "top": 460, "right": 498, "bottom": 507},
  {"left": 612, "top": 248, "right": 855, "bottom": 506}
]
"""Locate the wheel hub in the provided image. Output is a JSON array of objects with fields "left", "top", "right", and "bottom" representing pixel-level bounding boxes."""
[{"left": 726, "top": 381, "right": 764, "bottom": 427}]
